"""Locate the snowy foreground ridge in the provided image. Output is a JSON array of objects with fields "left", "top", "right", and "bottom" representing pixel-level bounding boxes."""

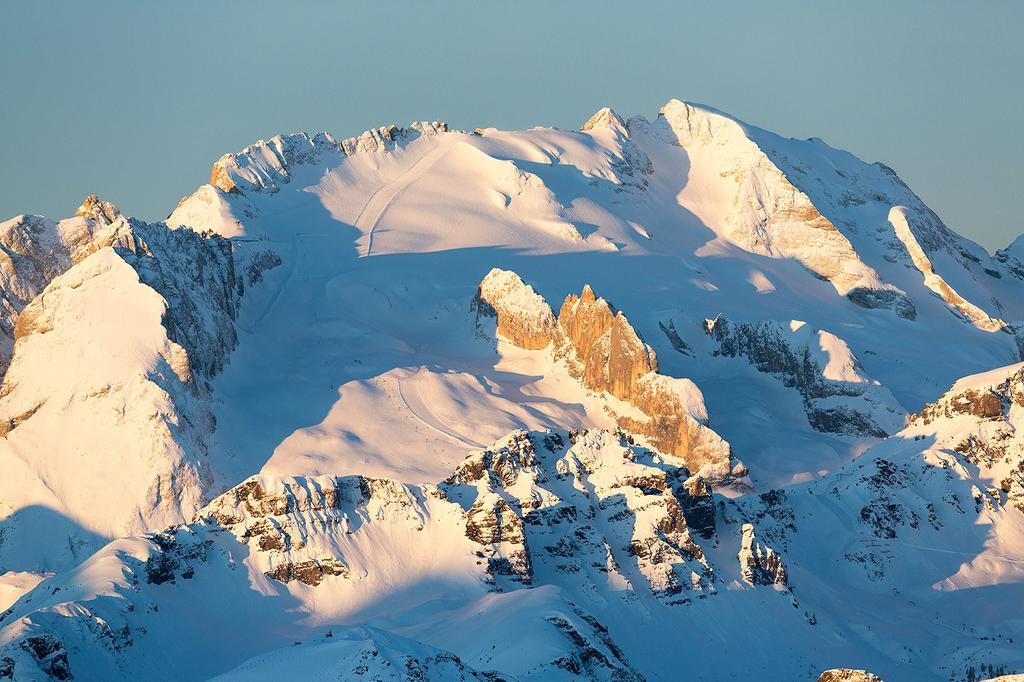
[{"left": 3, "top": 101, "right": 1024, "bottom": 681}]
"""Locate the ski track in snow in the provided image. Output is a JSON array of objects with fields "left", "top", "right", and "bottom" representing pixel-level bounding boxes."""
[
  {"left": 886, "top": 537, "right": 1024, "bottom": 567},
  {"left": 396, "top": 369, "right": 486, "bottom": 449},
  {"left": 355, "top": 144, "right": 450, "bottom": 257}
]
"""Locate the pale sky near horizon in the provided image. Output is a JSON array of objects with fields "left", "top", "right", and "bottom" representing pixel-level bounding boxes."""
[{"left": 2, "top": 1, "right": 1021, "bottom": 250}]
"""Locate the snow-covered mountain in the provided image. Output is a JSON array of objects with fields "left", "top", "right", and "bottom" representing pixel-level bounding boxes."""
[{"left": 1, "top": 99, "right": 1024, "bottom": 680}]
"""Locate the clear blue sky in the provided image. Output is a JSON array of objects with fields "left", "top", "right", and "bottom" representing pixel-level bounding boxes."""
[{"left": 2, "top": 1, "right": 1021, "bottom": 249}]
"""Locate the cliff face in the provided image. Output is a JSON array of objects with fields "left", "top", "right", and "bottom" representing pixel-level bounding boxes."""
[
  {"left": 704, "top": 315, "right": 906, "bottom": 438},
  {"left": 0, "top": 428, "right": 728, "bottom": 680},
  {"left": 443, "top": 429, "right": 719, "bottom": 599},
  {"left": 556, "top": 285, "right": 658, "bottom": 402},
  {"left": 648, "top": 100, "right": 915, "bottom": 320},
  {"left": 474, "top": 269, "right": 739, "bottom": 481},
  {"left": 910, "top": 365, "right": 1024, "bottom": 513},
  {"left": 0, "top": 215, "right": 279, "bottom": 573},
  {"left": 738, "top": 522, "right": 787, "bottom": 589},
  {"left": 0, "top": 196, "right": 128, "bottom": 375},
  {"left": 472, "top": 268, "right": 557, "bottom": 350},
  {"left": 817, "top": 670, "right": 883, "bottom": 682},
  {"left": 205, "top": 122, "right": 450, "bottom": 196},
  {"left": 889, "top": 206, "right": 1004, "bottom": 331},
  {"left": 201, "top": 427, "right": 730, "bottom": 601}
]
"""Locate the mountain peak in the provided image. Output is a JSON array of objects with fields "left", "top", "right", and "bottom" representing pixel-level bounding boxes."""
[
  {"left": 581, "top": 106, "right": 625, "bottom": 132},
  {"left": 655, "top": 98, "right": 747, "bottom": 147},
  {"left": 74, "top": 195, "right": 120, "bottom": 225}
]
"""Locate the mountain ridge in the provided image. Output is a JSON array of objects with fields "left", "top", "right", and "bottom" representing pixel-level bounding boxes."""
[{"left": 1, "top": 99, "right": 1023, "bottom": 680}]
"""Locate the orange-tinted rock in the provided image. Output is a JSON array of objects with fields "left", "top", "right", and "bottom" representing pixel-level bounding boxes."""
[
  {"left": 557, "top": 288, "right": 658, "bottom": 403},
  {"left": 209, "top": 162, "right": 238, "bottom": 194},
  {"left": 474, "top": 268, "right": 557, "bottom": 350},
  {"left": 473, "top": 271, "right": 738, "bottom": 479},
  {"left": 74, "top": 195, "right": 120, "bottom": 224}
]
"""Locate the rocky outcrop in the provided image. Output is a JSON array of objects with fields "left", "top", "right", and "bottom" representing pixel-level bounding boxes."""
[
  {"left": 737, "top": 523, "right": 787, "bottom": 589},
  {"left": 546, "top": 610, "right": 645, "bottom": 681},
  {"left": 201, "top": 474, "right": 429, "bottom": 587},
  {"left": 473, "top": 269, "right": 740, "bottom": 481},
  {"left": 0, "top": 197, "right": 121, "bottom": 374},
  {"left": 121, "top": 426, "right": 730, "bottom": 602},
  {"left": 704, "top": 315, "right": 905, "bottom": 437},
  {"left": 580, "top": 106, "right": 653, "bottom": 192},
  {"left": 105, "top": 221, "right": 245, "bottom": 379},
  {"left": 676, "top": 475, "right": 716, "bottom": 540},
  {"left": 263, "top": 559, "right": 349, "bottom": 586},
  {"left": 444, "top": 429, "right": 719, "bottom": 600},
  {"left": 473, "top": 268, "right": 557, "bottom": 350},
  {"left": 0, "top": 196, "right": 275, "bottom": 382},
  {"left": 818, "top": 670, "right": 883, "bottom": 682},
  {"left": 15, "top": 634, "right": 71, "bottom": 680},
  {"left": 74, "top": 194, "right": 120, "bottom": 224},
  {"left": 911, "top": 365, "right": 1024, "bottom": 512},
  {"left": 995, "top": 235, "right": 1024, "bottom": 280},
  {"left": 581, "top": 107, "right": 626, "bottom": 132},
  {"left": 555, "top": 285, "right": 659, "bottom": 401}
]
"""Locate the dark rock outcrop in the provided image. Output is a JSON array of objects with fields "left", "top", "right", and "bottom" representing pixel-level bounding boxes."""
[
  {"left": 704, "top": 315, "right": 904, "bottom": 437},
  {"left": 738, "top": 523, "right": 787, "bottom": 589}
]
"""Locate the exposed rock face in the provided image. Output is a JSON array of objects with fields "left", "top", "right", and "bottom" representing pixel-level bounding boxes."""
[
  {"left": 889, "top": 207, "right": 1003, "bottom": 331},
  {"left": 556, "top": 285, "right": 659, "bottom": 402},
  {"left": 16, "top": 634, "right": 71, "bottom": 680},
  {"left": 0, "top": 212, "right": 279, "bottom": 573},
  {"left": 579, "top": 106, "right": 653, "bottom": 192},
  {"left": 143, "top": 529, "right": 214, "bottom": 585},
  {"left": 473, "top": 268, "right": 557, "bottom": 350},
  {"left": 0, "top": 433, "right": 656, "bottom": 680},
  {"left": 0, "top": 198, "right": 122, "bottom": 374},
  {"left": 581, "top": 107, "right": 626, "bottom": 132},
  {"left": 818, "top": 669, "right": 883, "bottom": 682},
  {"left": 264, "top": 559, "right": 349, "bottom": 586},
  {"left": 74, "top": 194, "right": 120, "bottom": 224},
  {"left": 911, "top": 365, "right": 1024, "bottom": 513},
  {"left": 704, "top": 315, "right": 905, "bottom": 437},
  {"left": 0, "top": 196, "right": 272, "bottom": 382},
  {"left": 545, "top": 610, "right": 645, "bottom": 681},
  {"left": 647, "top": 99, "right": 1018, "bottom": 330},
  {"left": 444, "top": 429, "right": 718, "bottom": 600},
  {"left": 995, "top": 235, "right": 1024, "bottom": 280},
  {"left": 82, "top": 427, "right": 732, "bottom": 604},
  {"left": 473, "top": 269, "right": 740, "bottom": 481},
  {"left": 737, "top": 523, "right": 787, "bottom": 588},
  {"left": 649, "top": 99, "right": 913, "bottom": 319},
  {"left": 199, "top": 474, "right": 440, "bottom": 592},
  {"left": 676, "top": 475, "right": 717, "bottom": 540}
]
